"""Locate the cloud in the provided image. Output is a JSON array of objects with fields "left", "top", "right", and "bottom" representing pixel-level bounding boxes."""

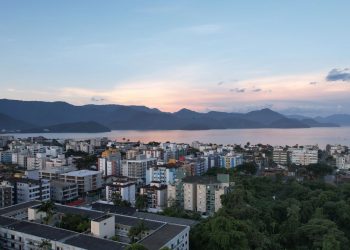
[
  {"left": 309, "top": 81, "right": 318, "bottom": 85},
  {"left": 217, "top": 81, "right": 224, "bottom": 86},
  {"left": 252, "top": 88, "right": 262, "bottom": 92},
  {"left": 91, "top": 96, "right": 105, "bottom": 102},
  {"left": 230, "top": 88, "right": 245, "bottom": 93},
  {"left": 326, "top": 68, "right": 350, "bottom": 82}
]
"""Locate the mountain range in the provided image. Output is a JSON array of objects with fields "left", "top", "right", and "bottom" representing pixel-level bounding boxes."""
[{"left": 0, "top": 99, "right": 346, "bottom": 133}]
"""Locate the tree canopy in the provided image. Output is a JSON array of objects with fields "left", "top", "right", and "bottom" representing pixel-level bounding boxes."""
[{"left": 190, "top": 176, "right": 350, "bottom": 250}]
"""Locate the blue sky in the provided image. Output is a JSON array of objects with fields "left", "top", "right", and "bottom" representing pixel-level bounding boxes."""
[{"left": 1, "top": 0, "right": 350, "bottom": 116}]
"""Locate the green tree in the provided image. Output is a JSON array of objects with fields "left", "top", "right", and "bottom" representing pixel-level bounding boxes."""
[
  {"left": 111, "top": 192, "right": 123, "bottom": 206},
  {"left": 297, "top": 218, "right": 348, "bottom": 249},
  {"left": 58, "top": 214, "right": 90, "bottom": 233},
  {"left": 38, "top": 201, "right": 56, "bottom": 225},
  {"left": 128, "top": 221, "right": 149, "bottom": 243},
  {"left": 38, "top": 239, "right": 52, "bottom": 250},
  {"left": 235, "top": 162, "right": 258, "bottom": 175},
  {"left": 135, "top": 194, "right": 147, "bottom": 211},
  {"left": 125, "top": 243, "right": 148, "bottom": 250}
]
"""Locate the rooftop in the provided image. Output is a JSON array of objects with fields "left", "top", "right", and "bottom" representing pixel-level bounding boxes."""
[
  {"left": 0, "top": 200, "right": 41, "bottom": 216},
  {"left": 61, "top": 169, "right": 100, "bottom": 177},
  {"left": 183, "top": 175, "right": 224, "bottom": 184},
  {"left": 92, "top": 214, "right": 113, "bottom": 222},
  {"left": 64, "top": 234, "right": 126, "bottom": 250},
  {"left": 0, "top": 201, "right": 189, "bottom": 250},
  {"left": 92, "top": 202, "right": 198, "bottom": 227},
  {"left": 140, "top": 224, "right": 188, "bottom": 250}
]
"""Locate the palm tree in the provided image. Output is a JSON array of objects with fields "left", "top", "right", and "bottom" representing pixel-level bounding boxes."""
[
  {"left": 128, "top": 221, "right": 149, "bottom": 243},
  {"left": 38, "top": 201, "right": 56, "bottom": 225},
  {"left": 38, "top": 239, "right": 52, "bottom": 250}
]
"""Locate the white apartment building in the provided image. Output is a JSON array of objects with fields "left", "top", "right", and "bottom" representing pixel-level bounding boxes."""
[
  {"left": 1, "top": 179, "right": 50, "bottom": 204},
  {"left": 105, "top": 178, "right": 136, "bottom": 205},
  {"left": 121, "top": 156, "right": 157, "bottom": 180},
  {"left": 146, "top": 164, "right": 179, "bottom": 185},
  {"left": 289, "top": 147, "right": 318, "bottom": 166},
  {"left": 40, "top": 165, "right": 77, "bottom": 180},
  {"left": 335, "top": 155, "right": 350, "bottom": 170},
  {"left": 59, "top": 170, "right": 102, "bottom": 194},
  {"left": 98, "top": 158, "right": 120, "bottom": 176},
  {"left": 273, "top": 147, "right": 289, "bottom": 165}
]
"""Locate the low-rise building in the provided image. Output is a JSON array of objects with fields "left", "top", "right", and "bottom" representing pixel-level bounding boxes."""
[{"left": 0, "top": 201, "right": 190, "bottom": 250}]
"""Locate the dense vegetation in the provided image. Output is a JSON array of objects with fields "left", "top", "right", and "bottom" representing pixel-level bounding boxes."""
[
  {"left": 190, "top": 176, "right": 350, "bottom": 250},
  {"left": 161, "top": 204, "right": 202, "bottom": 220},
  {"left": 57, "top": 214, "right": 90, "bottom": 233},
  {"left": 65, "top": 150, "right": 98, "bottom": 170}
]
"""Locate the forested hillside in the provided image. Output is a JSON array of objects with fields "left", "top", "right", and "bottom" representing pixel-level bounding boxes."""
[{"left": 190, "top": 176, "right": 350, "bottom": 250}]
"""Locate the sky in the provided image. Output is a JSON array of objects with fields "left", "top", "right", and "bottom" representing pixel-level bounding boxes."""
[{"left": 1, "top": 0, "right": 350, "bottom": 116}]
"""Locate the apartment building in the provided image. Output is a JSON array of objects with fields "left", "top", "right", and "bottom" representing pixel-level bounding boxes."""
[
  {"left": 0, "top": 186, "right": 12, "bottom": 208},
  {"left": 146, "top": 164, "right": 181, "bottom": 185},
  {"left": 2, "top": 179, "right": 50, "bottom": 204},
  {"left": 220, "top": 154, "right": 243, "bottom": 169},
  {"left": 290, "top": 146, "right": 318, "bottom": 166},
  {"left": 59, "top": 170, "right": 102, "bottom": 194},
  {"left": 105, "top": 177, "right": 136, "bottom": 205},
  {"left": 273, "top": 147, "right": 290, "bottom": 165},
  {"left": 0, "top": 151, "right": 12, "bottom": 164},
  {"left": 182, "top": 158, "right": 206, "bottom": 176},
  {"left": 335, "top": 155, "right": 350, "bottom": 170},
  {"left": 121, "top": 156, "right": 157, "bottom": 181},
  {"left": 183, "top": 174, "right": 230, "bottom": 215},
  {"left": 39, "top": 165, "right": 77, "bottom": 180},
  {"left": 140, "top": 181, "right": 167, "bottom": 212},
  {"left": 51, "top": 180, "right": 79, "bottom": 203}
]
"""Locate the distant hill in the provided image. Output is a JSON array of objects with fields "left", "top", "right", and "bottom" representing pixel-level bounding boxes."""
[
  {"left": 21, "top": 121, "right": 111, "bottom": 133},
  {"left": 0, "top": 113, "right": 36, "bottom": 131},
  {"left": 0, "top": 99, "right": 341, "bottom": 132},
  {"left": 287, "top": 114, "right": 346, "bottom": 127},
  {"left": 315, "top": 114, "right": 350, "bottom": 126},
  {"left": 301, "top": 118, "right": 339, "bottom": 127}
]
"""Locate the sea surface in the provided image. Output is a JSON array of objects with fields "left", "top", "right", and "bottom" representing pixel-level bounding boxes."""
[{"left": 5, "top": 127, "right": 350, "bottom": 149}]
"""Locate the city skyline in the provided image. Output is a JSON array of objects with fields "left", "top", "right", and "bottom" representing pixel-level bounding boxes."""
[{"left": 1, "top": 1, "right": 350, "bottom": 116}]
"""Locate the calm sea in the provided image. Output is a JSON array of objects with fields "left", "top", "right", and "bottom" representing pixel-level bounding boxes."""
[{"left": 5, "top": 127, "right": 350, "bottom": 149}]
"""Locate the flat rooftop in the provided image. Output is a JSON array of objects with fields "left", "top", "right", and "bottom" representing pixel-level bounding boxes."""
[
  {"left": 61, "top": 169, "right": 100, "bottom": 177},
  {"left": 64, "top": 234, "right": 126, "bottom": 250},
  {"left": 140, "top": 224, "right": 188, "bottom": 250},
  {"left": 0, "top": 201, "right": 189, "bottom": 250},
  {"left": 0, "top": 200, "right": 41, "bottom": 216},
  {"left": 92, "top": 214, "right": 113, "bottom": 222},
  {"left": 92, "top": 202, "right": 198, "bottom": 227}
]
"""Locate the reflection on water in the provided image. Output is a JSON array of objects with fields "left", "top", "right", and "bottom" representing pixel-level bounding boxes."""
[{"left": 6, "top": 127, "right": 350, "bottom": 149}]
